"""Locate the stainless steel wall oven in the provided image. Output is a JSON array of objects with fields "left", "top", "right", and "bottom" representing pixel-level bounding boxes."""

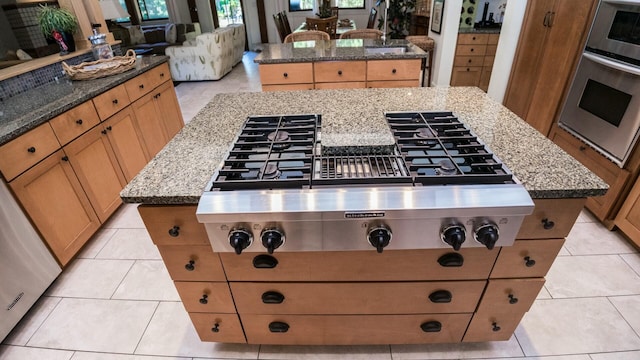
[{"left": 559, "top": 0, "right": 640, "bottom": 167}]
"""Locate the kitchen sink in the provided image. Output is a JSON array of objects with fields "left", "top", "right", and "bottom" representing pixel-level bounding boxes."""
[{"left": 364, "top": 46, "right": 408, "bottom": 55}]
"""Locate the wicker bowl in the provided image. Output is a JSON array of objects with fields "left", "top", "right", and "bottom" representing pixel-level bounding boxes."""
[{"left": 63, "top": 49, "right": 137, "bottom": 81}]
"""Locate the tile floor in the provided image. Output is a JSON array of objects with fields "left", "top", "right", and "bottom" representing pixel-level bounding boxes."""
[{"left": 2, "top": 53, "right": 640, "bottom": 360}]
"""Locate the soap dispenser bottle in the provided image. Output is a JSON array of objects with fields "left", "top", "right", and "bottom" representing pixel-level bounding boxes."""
[{"left": 89, "top": 25, "right": 114, "bottom": 60}]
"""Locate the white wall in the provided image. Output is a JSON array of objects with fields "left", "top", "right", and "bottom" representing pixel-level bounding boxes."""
[
  {"left": 196, "top": 0, "right": 215, "bottom": 33},
  {"left": 167, "top": 0, "right": 191, "bottom": 24},
  {"left": 430, "top": 0, "right": 462, "bottom": 87}
]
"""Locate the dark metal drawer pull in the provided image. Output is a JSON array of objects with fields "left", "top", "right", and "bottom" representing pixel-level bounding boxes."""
[
  {"left": 269, "top": 321, "right": 289, "bottom": 333},
  {"left": 27, "top": 146, "right": 36, "bottom": 153},
  {"left": 437, "top": 253, "right": 464, "bottom": 267},
  {"left": 524, "top": 256, "right": 536, "bottom": 267},
  {"left": 168, "top": 226, "right": 180, "bottom": 237},
  {"left": 253, "top": 254, "right": 278, "bottom": 268},
  {"left": 541, "top": 218, "right": 555, "bottom": 230},
  {"left": 199, "top": 294, "right": 208, "bottom": 304},
  {"left": 211, "top": 322, "right": 220, "bottom": 332},
  {"left": 429, "top": 290, "right": 452, "bottom": 303},
  {"left": 420, "top": 321, "right": 442, "bottom": 332},
  {"left": 492, "top": 322, "right": 501, "bottom": 332},
  {"left": 508, "top": 294, "right": 518, "bottom": 304},
  {"left": 262, "top": 291, "right": 285, "bottom": 304},
  {"left": 185, "top": 259, "right": 195, "bottom": 271}
]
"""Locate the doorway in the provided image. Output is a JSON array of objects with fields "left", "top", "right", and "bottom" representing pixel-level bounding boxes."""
[{"left": 214, "top": 0, "right": 245, "bottom": 27}]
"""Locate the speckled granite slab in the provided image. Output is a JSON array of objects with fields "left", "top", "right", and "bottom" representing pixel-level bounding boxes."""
[
  {"left": 120, "top": 87, "right": 608, "bottom": 205},
  {"left": 0, "top": 56, "right": 168, "bottom": 146},
  {"left": 254, "top": 39, "right": 427, "bottom": 64}
]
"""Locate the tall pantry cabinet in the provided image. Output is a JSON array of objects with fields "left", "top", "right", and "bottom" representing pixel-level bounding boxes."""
[{"left": 503, "top": 0, "right": 597, "bottom": 136}]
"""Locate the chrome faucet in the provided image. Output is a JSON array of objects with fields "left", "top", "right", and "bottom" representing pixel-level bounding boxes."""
[{"left": 381, "top": 0, "right": 390, "bottom": 43}]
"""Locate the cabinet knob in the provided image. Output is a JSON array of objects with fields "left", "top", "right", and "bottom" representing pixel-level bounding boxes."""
[
  {"left": 283, "top": 72, "right": 288, "bottom": 78},
  {"left": 112, "top": 99, "right": 119, "bottom": 105},
  {"left": 508, "top": 294, "right": 519, "bottom": 304},
  {"left": 392, "top": 68, "right": 397, "bottom": 74},
  {"left": 492, "top": 322, "right": 501, "bottom": 332},
  {"left": 139, "top": 84, "right": 144, "bottom": 89},
  {"left": 337, "top": 70, "right": 343, "bottom": 75},
  {"left": 168, "top": 225, "right": 180, "bottom": 237},
  {"left": 27, "top": 146, "right": 36, "bottom": 153},
  {"left": 76, "top": 119, "right": 83, "bottom": 125},
  {"left": 579, "top": 146, "right": 587, "bottom": 151},
  {"left": 62, "top": 155, "right": 69, "bottom": 162},
  {"left": 160, "top": 72, "right": 165, "bottom": 77},
  {"left": 101, "top": 129, "right": 108, "bottom": 134},
  {"left": 211, "top": 322, "right": 220, "bottom": 332},
  {"left": 199, "top": 294, "right": 208, "bottom": 304},
  {"left": 541, "top": 218, "right": 555, "bottom": 230},
  {"left": 472, "top": 36, "right": 476, "bottom": 40},
  {"left": 524, "top": 256, "right": 536, "bottom": 267},
  {"left": 185, "top": 259, "right": 195, "bottom": 271},
  {"left": 106, "top": 126, "right": 112, "bottom": 131},
  {"left": 470, "top": 48, "right": 474, "bottom": 52}
]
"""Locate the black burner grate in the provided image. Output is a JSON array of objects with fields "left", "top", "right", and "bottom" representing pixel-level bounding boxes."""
[{"left": 313, "top": 155, "right": 412, "bottom": 186}]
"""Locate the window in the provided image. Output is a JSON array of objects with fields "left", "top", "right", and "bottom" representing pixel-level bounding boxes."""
[
  {"left": 289, "top": 0, "right": 314, "bottom": 12},
  {"left": 336, "top": 0, "right": 365, "bottom": 9},
  {"left": 116, "top": 0, "right": 169, "bottom": 22}
]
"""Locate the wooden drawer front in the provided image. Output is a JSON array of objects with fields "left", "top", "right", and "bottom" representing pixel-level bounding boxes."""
[
  {"left": 175, "top": 281, "right": 236, "bottom": 313},
  {"left": 486, "top": 44, "right": 497, "bottom": 56},
  {"left": 315, "top": 81, "right": 366, "bottom": 89},
  {"left": 456, "top": 45, "right": 487, "bottom": 57},
  {"left": 49, "top": 101, "right": 100, "bottom": 145},
  {"left": 476, "top": 278, "right": 545, "bottom": 314},
  {"left": 458, "top": 33, "right": 489, "bottom": 45},
  {"left": 259, "top": 63, "right": 314, "bottom": 85},
  {"left": 487, "top": 34, "right": 499, "bottom": 45},
  {"left": 262, "top": 84, "right": 314, "bottom": 91},
  {"left": 367, "top": 80, "right": 420, "bottom": 88},
  {"left": 241, "top": 313, "right": 472, "bottom": 345},
  {"left": 157, "top": 245, "right": 226, "bottom": 281},
  {"left": 366, "top": 59, "right": 421, "bottom": 81},
  {"left": 93, "top": 84, "right": 131, "bottom": 120},
  {"left": 517, "top": 198, "right": 585, "bottom": 239},
  {"left": 463, "top": 310, "right": 525, "bottom": 342},
  {"left": 483, "top": 55, "right": 495, "bottom": 67},
  {"left": 491, "top": 239, "right": 565, "bottom": 279},
  {"left": 454, "top": 56, "right": 485, "bottom": 67},
  {"left": 138, "top": 205, "right": 209, "bottom": 246},
  {"left": 220, "top": 248, "right": 498, "bottom": 281},
  {"left": 189, "top": 313, "right": 247, "bottom": 343},
  {"left": 125, "top": 63, "right": 171, "bottom": 101},
  {"left": 0, "top": 123, "right": 60, "bottom": 181},
  {"left": 314, "top": 61, "right": 366, "bottom": 82},
  {"left": 451, "top": 67, "right": 482, "bottom": 86},
  {"left": 230, "top": 281, "right": 485, "bottom": 315}
]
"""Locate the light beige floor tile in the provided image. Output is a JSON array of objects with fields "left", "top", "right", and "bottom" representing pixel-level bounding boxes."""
[
  {"left": 258, "top": 345, "right": 391, "bottom": 359},
  {"left": 46, "top": 259, "right": 134, "bottom": 299},
  {"left": 515, "top": 298, "right": 640, "bottom": 356},
  {"left": 576, "top": 209, "right": 598, "bottom": 223},
  {"left": 558, "top": 246, "right": 571, "bottom": 256},
  {"left": 589, "top": 350, "right": 640, "bottom": 360},
  {"left": 502, "top": 356, "right": 590, "bottom": 360},
  {"left": 136, "top": 302, "right": 258, "bottom": 358},
  {"left": 537, "top": 286, "right": 552, "bottom": 300},
  {"left": 390, "top": 335, "right": 523, "bottom": 359},
  {"left": 545, "top": 255, "right": 640, "bottom": 298},
  {"left": 622, "top": 253, "right": 640, "bottom": 276},
  {"left": 0, "top": 345, "right": 73, "bottom": 360},
  {"left": 103, "top": 203, "right": 145, "bottom": 229},
  {"left": 609, "top": 295, "right": 640, "bottom": 336},
  {"left": 27, "top": 298, "right": 157, "bottom": 353},
  {"left": 112, "top": 260, "right": 180, "bottom": 301},
  {"left": 71, "top": 352, "right": 189, "bottom": 359},
  {"left": 2, "top": 296, "right": 61, "bottom": 346},
  {"left": 96, "top": 229, "right": 161, "bottom": 260},
  {"left": 563, "top": 222, "right": 636, "bottom": 255},
  {"left": 78, "top": 228, "right": 117, "bottom": 259}
]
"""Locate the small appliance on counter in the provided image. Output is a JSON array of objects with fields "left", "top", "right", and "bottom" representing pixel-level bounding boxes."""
[{"left": 88, "top": 25, "right": 114, "bottom": 60}]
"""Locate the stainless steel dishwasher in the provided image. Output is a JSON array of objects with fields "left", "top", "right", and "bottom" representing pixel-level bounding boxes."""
[{"left": 1, "top": 180, "right": 61, "bottom": 341}]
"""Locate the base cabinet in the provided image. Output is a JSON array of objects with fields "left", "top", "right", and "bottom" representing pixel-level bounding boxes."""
[
  {"left": 0, "top": 62, "right": 183, "bottom": 266},
  {"left": 139, "top": 198, "right": 583, "bottom": 345},
  {"left": 615, "top": 177, "right": 640, "bottom": 249}
]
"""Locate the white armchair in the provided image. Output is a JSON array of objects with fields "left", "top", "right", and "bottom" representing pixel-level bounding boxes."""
[
  {"left": 165, "top": 27, "right": 234, "bottom": 81},
  {"left": 226, "top": 23, "right": 246, "bottom": 66}
]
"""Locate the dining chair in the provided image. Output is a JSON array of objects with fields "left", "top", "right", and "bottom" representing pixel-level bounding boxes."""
[
  {"left": 280, "top": 11, "right": 293, "bottom": 36},
  {"left": 284, "top": 30, "right": 330, "bottom": 43},
  {"left": 306, "top": 16, "right": 338, "bottom": 38},
  {"left": 331, "top": 6, "right": 339, "bottom": 18},
  {"left": 273, "top": 13, "right": 286, "bottom": 42},
  {"left": 339, "top": 29, "right": 383, "bottom": 39},
  {"left": 367, "top": 7, "right": 378, "bottom": 29}
]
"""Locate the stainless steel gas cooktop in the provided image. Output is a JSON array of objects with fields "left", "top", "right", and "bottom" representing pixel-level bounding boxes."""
[{"left": 197, "top": 112, "right": 534, "bottom": 254}]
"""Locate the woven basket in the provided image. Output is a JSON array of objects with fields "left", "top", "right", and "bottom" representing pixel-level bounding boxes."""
[{"left": 63, "top": 49, "right": 137, "bottom": 81}]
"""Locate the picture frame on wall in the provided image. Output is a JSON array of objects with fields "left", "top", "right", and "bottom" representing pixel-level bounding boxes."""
[{"left": 431, "top": 0, "right": 445, "bottom": 34}]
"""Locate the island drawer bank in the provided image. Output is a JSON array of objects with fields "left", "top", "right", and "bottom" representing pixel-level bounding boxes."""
[
  {"left": 121, "top": 87, "right": 607, "bottom": 345},
  {"left": 254, "top": 39, "right": 427, "bottom": 91},
  {"left": 0, "top": 57, "right": 184, "bottom": 266}
]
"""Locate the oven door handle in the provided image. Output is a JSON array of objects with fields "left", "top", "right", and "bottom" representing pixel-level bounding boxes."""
[
  {"left": 603, "top": 0, "right": 640, "bottom": 6},
  {"left": 583, "top": 52, "right": 640, "bottom": 76}
]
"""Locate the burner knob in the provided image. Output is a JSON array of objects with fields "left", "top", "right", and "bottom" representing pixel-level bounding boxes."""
[
  {"left": 367, "top": 225, "right": 392, "bottom": 253},
  {"left": 475, "top": 223, "right": 500, "bottom": 250},
  {"left": 228, "top": 229, "right": 253, "bottom": 255},
  {"left": 441, "top": 224, "right": 466, "bottom": 251},
  {"left": 261, "top": 228, "right": 285, "bottom": 254}
]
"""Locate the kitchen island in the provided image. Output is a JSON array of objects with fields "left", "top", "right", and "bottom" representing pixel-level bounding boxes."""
[{"left": 121, "top": 87, "right": 607, "bottom": 344}]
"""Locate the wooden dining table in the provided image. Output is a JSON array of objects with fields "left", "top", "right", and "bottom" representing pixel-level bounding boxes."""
[{"left": 294, "top": 19, "right": 357, "bottom": 38}]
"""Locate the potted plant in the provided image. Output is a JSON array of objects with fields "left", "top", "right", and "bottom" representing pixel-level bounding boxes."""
[
  {"left": 376, "top": 0, "right": 416, "bottom": 39},
  {"left": 316, "top": 0, "right": 332, "bottom": 18},
  {"left": 38, "top": 4, "right": 79, "bottom": 55}
]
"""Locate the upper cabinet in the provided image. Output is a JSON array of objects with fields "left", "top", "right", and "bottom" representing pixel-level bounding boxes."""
[{"left": 503, "top": 0, "right": 598, "bottom": 136}]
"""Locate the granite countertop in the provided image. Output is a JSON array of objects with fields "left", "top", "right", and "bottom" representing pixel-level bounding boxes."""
[
  {"left": 254, "top": 39, "right": 428, "bottom": 64},
  {"left": 0, "top": 55, "right": 168, "bottom": 146},
  {"left": 458, "top": 28, "right": 501, "bottom": 34},
  {"left": 120, "top": 87, "right": 608, "bottom": 205}
]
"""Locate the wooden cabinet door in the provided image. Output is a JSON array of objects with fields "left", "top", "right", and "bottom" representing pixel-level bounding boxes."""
[
  {"left": 63, "top": 126, "right": 126, "bottom": 223},
  {"left": 9, "top": 150, "right": 100, "bottom": 266},
  {"left": 102, "top": 107, "right": 150, "bottom": 182},
  {"left": 451, "top": 66, "right": 483, "bottom": 86},
  {"left": 154, "top": 81, "right": 184, "bottom": 141},
  {"left": 615, "top": 178, "right": 640, "bottom": 248},
  {"left": 132, "top": 91, "right": 169, "bottom": 158}
]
